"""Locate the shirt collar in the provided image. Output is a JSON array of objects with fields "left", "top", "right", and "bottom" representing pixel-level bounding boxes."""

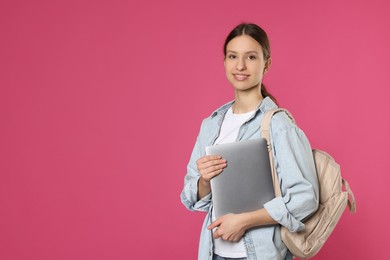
[{"left": 210, "top": 96, "right": 278, "bottom": 118}]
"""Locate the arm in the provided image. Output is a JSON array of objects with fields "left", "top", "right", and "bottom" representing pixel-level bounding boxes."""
[
  {"left": 180, "top": 121, "right": 227, "bottom": 212},
  {"left": 208, "top": 208, "right": 277, "bottom": 241},
  {"left": 197, "top": 178, "right": 211, "bottom": 201},
  {"left": 209, "top": 114, "right": 319, "bottom": 240},
  {"left": 263, "top": 117, "right": 319, "bottom": 232},
  {"left": 180, "top": 133, "right": 211, "bottom": 212}
]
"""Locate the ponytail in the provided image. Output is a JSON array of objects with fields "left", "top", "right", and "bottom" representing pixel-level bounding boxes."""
[{"left": 261, "top": 83, "right": 278, "bottom": 106}]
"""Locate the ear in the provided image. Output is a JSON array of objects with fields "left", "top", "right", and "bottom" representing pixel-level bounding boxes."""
[
  {"left": 265, "top": 58, "right": 272, "bottom": 70},
  {"left": 264, "top": 58, "right": 272, "bottom": 72}
]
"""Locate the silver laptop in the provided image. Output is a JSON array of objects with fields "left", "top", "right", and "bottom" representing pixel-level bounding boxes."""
[{"left": 206, "top": 138, "right": 275, "bottom": 218}]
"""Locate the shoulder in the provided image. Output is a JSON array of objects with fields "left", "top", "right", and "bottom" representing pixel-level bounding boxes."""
[
  {"left": 270, "top": 111, "right": 296, "bottom": 132},
  {"left": 268, "top": 109, "right": 308, "bottom": 144},
  {"left": 268, "top": 110, "right": 311, "bottom": 150},
  {"left": 259, "top": 97, "right": 295, "bottom": 133}
]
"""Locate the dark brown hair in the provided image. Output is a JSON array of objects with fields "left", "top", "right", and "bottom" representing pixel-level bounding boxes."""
[{"left": 223, "top": 23, "right": 278, "bottom": 105}]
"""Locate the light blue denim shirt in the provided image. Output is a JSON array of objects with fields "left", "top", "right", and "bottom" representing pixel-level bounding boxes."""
[{"left": 181, "top": 97, "right": 319, "bottom": 260}]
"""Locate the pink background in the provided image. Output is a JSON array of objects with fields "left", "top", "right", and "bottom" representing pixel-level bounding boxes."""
[{"left": 1, "top": 0, "right": 389, "bottom": 259}]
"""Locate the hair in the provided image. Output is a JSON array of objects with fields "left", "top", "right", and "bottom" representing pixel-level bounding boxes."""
[{"left": 223, "top": 23, "right": 278, "bottom": 105}]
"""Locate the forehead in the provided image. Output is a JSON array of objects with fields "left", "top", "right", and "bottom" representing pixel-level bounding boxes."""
[{"left": 226, "top": 35, "right": 263, "bottom": 53}]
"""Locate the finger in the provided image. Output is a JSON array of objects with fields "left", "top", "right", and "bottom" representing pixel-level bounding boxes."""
[
  {"left": 205, "top": 165, "right": 226, "bottom": 177},
  {"left": 213, "top": 229, "right": 222, "bottom": 239},
  {"left": 221, "top": 234, "right": 229, "bottom": 241},
  {"left": 208, "top": 218, "right": 222, "bottom": 230},
  {"left": 197, "top": 155, "right": 222, "bottom": 165},
  {"left": 198, "top": 161, "right": 225, "bottom": 173},
  {"left": 203, "top": 158, "right": 227, "bottom": 168},
  {"left": 200, "top": 166, "right": 225, "bottom": 182},
  {"left": 206, "top": 168, "right": 224, "bottom": 179},
  {"left": 200, "top": 161, "right": 227, "bottom": 174}
]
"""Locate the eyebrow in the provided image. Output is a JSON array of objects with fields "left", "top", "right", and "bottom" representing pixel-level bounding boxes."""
[{"left": 226, "top": 50, "right": 259, "bottom": 55}]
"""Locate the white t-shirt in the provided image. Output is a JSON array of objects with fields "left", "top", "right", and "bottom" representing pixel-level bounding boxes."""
[{"left": 212, "top": 106, "right": 256, "bottom": 258}]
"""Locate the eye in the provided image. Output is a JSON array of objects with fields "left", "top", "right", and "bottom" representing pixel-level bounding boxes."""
[
  {"left": 248, "top": 55, "right": 257, "bottom": 60},
  {"left": 227, "top": 54, "right": 237, "bottom": 60}
]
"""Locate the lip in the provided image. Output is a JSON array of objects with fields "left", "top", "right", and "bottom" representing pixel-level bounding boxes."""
[{"left": 233, "top": 74, "right": 249, "bottom": 81}]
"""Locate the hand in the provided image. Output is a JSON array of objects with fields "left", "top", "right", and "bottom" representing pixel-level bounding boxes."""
[
  {"left": 207, "top": 213, "right": 246, "bottom": 242},
  {"left": 196, "top": 155, "right": 227, "bottom": 185}
]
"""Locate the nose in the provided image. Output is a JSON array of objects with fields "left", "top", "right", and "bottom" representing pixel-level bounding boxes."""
[{"left": 236, "top": 57, "right": 246, "bottom": 71}]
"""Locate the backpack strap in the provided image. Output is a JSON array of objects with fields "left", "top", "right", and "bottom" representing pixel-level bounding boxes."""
[
  {"left": 260, "top": 108, "right": 296, "bottom": 197},
  {"left": 342, "top": 179, "right": 357, "bottom": 213},
  {"left": 261, "top": 108, "right": 357, "bottom": 215}
]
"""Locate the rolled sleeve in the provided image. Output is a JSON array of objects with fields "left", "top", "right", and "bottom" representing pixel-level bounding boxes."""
[
  {"left": 264, "top": 117, "right": 319, "bottom": 232},
  {"left": 180, "top": 122, "right": 212, "bottom": 212},
  {"left": 264, "top": 196, "right": 305, "bottom": 232},
  {"left": 193, "top": 192, "right": 212, "bottom": 210}
]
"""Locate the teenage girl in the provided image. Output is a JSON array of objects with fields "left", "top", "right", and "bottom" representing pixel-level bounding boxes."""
[{"left": 181, "top": 23, "right": 319, "bottom": 260}]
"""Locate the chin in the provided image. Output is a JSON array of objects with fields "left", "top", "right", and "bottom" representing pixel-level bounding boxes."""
[{"left": 231, "top": 82, "right": 258, "bottom": 91}]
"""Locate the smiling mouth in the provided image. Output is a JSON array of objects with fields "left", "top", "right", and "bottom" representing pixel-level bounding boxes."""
[{"left": 233, "top": 74, "right": 249, "bottom": 81}]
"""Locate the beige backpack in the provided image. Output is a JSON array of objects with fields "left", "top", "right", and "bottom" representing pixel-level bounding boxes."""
[{"left": 261, "top": 108, "right": 356, "bottom": 259}]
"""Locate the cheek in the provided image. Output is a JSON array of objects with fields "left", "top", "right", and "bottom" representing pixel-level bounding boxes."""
[
  {"left": 251, "top": 64, "right": 263, "bottom": 76},
  {"left": 225, "top": 65, "right": 236, "bottom": 78},
  {"left": 253, "top": 69, "right": 264, "bottom": 82},
  {"left": 224, "top": 61, "right": 234, "bottom": 71}
]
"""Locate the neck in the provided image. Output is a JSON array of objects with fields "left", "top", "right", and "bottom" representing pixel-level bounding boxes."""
[{"left": 233, "top": 86, "right": 263, "bottom": 114}]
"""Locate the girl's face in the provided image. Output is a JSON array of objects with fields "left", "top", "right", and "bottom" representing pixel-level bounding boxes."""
[{"left": 224, "top": 35, "right": 269, "bottom": 92}]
